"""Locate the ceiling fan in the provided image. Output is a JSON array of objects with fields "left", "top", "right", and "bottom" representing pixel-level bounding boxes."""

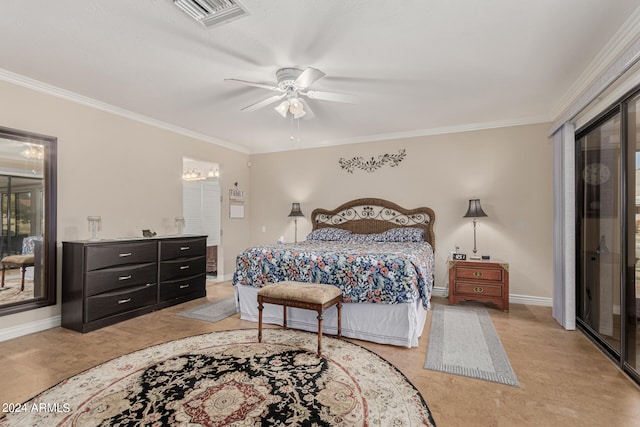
[{"left": 225, "top": 67, "right": 358, "bottom": 120}]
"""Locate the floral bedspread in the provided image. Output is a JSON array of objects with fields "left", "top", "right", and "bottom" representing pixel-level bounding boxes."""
[{"left": 233, "top": 241, "right": 435, "bottom": 309}]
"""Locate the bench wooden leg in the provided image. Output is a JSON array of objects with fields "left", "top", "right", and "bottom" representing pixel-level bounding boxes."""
[
  {"left": 317, "top": 310, "right": 323, "bottom": 356},
  {"left": 257, "top": 298, "right": 263, "bottom": 343},
  {"left": 20, "top": 266, "right": 26, "bottom": 291},
  {"left": 1, "top": 265, "right": 5, "bottom": 288},
  {"left": 337, "top": 302, "right": 342, "bottom": 338},
  {"left": 282, "top": 305, "right": 287, "bottom": 330}
]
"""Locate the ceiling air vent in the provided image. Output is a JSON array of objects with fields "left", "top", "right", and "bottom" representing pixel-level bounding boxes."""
[{"left": 174, "top": 0, "right": 249, "bottom": 28}]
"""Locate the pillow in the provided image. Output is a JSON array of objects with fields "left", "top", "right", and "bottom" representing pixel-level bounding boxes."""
[
  {"left": 376, "top": 227, "right": 424, "bottom": 242},
  {"left": 346, "top": 233, "right": 380, "bottom": 243},
  {"left": 306, "top": 227, "right": 352, "bottom": 241}
]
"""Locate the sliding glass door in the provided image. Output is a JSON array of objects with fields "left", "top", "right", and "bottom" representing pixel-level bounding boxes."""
[
  {"left": 576, "top": 87, "right": 640, "bottom": 385},
  {"left": 576, "top": 112, "right": 622, "bottom": 354},
  {"left": 626, "top": 94, "right": 639, "bottom": 375}
]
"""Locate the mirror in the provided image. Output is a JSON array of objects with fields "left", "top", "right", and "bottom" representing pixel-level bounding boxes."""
[{"left": 0, "top": 126, "right": 56, "bottom": 316}]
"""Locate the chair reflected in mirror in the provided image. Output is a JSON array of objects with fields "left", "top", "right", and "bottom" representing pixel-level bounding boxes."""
[{"left": 1, "top": 236, "right": 41, "bottom": 293}]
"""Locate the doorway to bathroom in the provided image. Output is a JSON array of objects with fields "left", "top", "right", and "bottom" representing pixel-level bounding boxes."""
[{"left": 182, "top": 157, "right": 221, "bottom": 277}]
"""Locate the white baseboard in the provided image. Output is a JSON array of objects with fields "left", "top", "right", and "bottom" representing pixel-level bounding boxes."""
[
  {"left": 208, "top": 273, "right": 234, "bottom": 282},
  {"left": 509, "top": 293, "right": 553, "bottom": 307},
  {"left": 0, "top": 315, "right": 61, "bottom": 342},
  {"left": 431, "top": 286, "right": 448, "bottom": 297},
  {"left": 0, "top": 287, "right": 553, "bottom": 342},
  {"left": 432, "top": 286, "right": 553, "bottom": 307}
]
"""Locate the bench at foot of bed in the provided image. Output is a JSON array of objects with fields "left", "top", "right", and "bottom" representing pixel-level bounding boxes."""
[{"left": 257, "top": 281, "right": 342, "bottom": 356}]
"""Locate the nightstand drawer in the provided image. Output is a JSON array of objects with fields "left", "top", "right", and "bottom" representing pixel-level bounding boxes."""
[
  {"left": 455, "top": 281, "right": 503, "bottom": 298},
  {"left": 455, "top": 266, "right": 503, "bottom": 282}
]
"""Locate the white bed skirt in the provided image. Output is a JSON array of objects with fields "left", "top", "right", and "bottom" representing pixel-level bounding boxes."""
[{"left": 234, "top": 284, "right": 428, "bottom": 348}]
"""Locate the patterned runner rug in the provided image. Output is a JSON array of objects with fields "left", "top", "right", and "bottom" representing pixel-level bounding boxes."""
[
  {"left": 424, "top": 304, "right": 519, "bottom": 387},
  {"left": 2, "top": 329, "right": 436, "bottom": 426}
]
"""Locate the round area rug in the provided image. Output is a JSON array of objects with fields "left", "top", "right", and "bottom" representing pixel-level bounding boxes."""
[
  {"left": 1, "top": 329, "right": 436, "bottom": 426},
  {"left": 0, "top": 277, "right": 35, "bottom": 305}
]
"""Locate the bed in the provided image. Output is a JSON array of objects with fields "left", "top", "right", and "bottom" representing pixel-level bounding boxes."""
[{"left": 233, "top": 198, "right": 436, "bottom": 347}]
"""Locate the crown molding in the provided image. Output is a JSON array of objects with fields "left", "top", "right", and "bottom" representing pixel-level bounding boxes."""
[
  {"left": 251, "top": 115, "right": 551, "bottom": 154},
  {"left": 0, "top": 68, "right": 250, "bottom": 154},
  {"left": 550, "top": 7, "right": 640, "bottom": 122}
]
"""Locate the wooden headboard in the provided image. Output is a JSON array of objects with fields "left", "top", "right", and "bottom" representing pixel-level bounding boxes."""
[{"left": 310, "top": 198, "right": 436, "bottom": 251}]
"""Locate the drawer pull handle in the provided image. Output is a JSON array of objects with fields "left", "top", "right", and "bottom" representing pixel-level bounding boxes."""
[
  {"left": 473, "top": 287, "right": 484, "bottom": 293},
  {"left": 180, "top": 265, "right": 190, "bottom": 270},
  {"left": 118, "top": 298, "right": 132, "bottom": 304},
  {"left": 119, "top": 253, "right": 132, "bottom": 257},
  {"left": 118, "top": 275, "right": 132, "bottom": 281},
  {"left": 180, "top": 284, "right": 190, "bottom": 289},
  {"left": 180, "top": 246, "right": 190, "bottom": 251},
  {"left": 473, "top": 271, "right": 483, "bottom": 277},
  {"left": 145, "top": 283, "right": 154, "bottom": 287}
]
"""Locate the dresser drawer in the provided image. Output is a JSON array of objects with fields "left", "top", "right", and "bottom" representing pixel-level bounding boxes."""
[
  {"left": 159, "top": 274, "right": 206, "bottom": 302},
  {"left": 455, "top": 266, "right": 503, "bottom": 282},
  {"left": 455, "top": 281, "right": 503, "bottom": 298},
  {"left": 160, "top": 238, "right": 206, "bottom": 261},
  {"left": 85, "top": 262, "right": 157, "bottom": 297},
  {"left": 159, "top": 256, "right": 206, "bottom": 281},
  {"left": 85, "top": 241, "right": 157, "bottom": 271},
  {"left": 85, "top": 283, "right": 157, "bottom": 323}
]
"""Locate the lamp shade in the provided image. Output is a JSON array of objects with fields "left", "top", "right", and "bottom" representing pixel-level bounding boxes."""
[
  {"left": 288, "top": 202, "right": 304, "bottom": 217},
  {"left": 463, "top": 199, "right": 488, "bottom": 218},
  {"left": 275, "top": 100, "right": 290, "bottom": 118}
]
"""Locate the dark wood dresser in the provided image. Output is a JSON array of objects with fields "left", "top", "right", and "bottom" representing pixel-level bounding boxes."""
[
  {"left": 62, "top": 235, "right": 207, "bottom": 333},
  {"left": 448, "top": 258, "right": 509, "bottom": 311}
]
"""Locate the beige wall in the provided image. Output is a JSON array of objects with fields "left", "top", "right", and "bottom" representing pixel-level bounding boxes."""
[
  {"left": 0, "top": 76, "right": 553, "bottom": 334},
  {"left": 0, "top": 79, "right": 251, "bottom": 330},
  {"left": 249, "top": 123, "right": 553, "bottom": 299}
]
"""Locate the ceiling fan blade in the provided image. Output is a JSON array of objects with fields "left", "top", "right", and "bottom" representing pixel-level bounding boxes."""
[
  {"left": 294, "top": 67, "right": 325, "bottom": 89},
  {"left": 241, "top": 93, "right": 286, "bottom": 112},
  {"left": 224, "top": 78, "right": 281, "bottom": 92},
  {"left": 298, "top": 98, "right": 316, "bottom": 120},
  {"left": 303, "top": 90, "right": 358, "bottom": 104}
]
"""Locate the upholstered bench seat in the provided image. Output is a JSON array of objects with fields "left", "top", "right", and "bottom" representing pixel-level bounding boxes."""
[
  {"left": 257, "top": 281, "right": 342, "bottom": 355},
  {"left": 1, "top": 254, "right": 35, "bottom": 291}
]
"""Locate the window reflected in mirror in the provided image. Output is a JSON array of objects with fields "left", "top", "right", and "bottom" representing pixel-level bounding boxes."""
[{"left": 0, "top": 127, "right": 56, "bottom": 316}]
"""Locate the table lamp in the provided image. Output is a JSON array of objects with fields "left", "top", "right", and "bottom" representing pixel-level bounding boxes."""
[
  {"left": 463, "top": 199, "right": 487, "bottom": 260},
  {"left": 288, "top": 202, "right": 304, "bottom": 243}
]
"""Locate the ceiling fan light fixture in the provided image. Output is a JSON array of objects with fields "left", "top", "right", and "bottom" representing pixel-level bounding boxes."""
[
  {"left": 289, "top": 99, "right": 304, "bottom": 115},
  {"left": 275, "top": 100, "right": 289, "bottom": 118}
]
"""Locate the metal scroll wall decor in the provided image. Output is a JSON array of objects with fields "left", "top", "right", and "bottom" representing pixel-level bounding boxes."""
[{"left": 339, "top": 149, "right": 406, "bottom": 173}]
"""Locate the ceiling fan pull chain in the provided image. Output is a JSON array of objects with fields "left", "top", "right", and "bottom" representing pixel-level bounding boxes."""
[{"left": 290, "top": 114, "right": 294, "bottom": 141}]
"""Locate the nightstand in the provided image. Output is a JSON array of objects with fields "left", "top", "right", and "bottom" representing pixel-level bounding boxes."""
[{"left": 448, "top": 258, "right": 509, "bottom": 311}]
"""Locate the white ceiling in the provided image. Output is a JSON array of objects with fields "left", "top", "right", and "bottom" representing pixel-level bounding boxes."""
[{"left": 1, "top": 0, "right": 639, "bottom": 154}]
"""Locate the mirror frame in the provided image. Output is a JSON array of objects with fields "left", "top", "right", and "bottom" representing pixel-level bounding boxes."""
[{"left": 0, "top": 125, "right": 56, "bottom": 316}]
